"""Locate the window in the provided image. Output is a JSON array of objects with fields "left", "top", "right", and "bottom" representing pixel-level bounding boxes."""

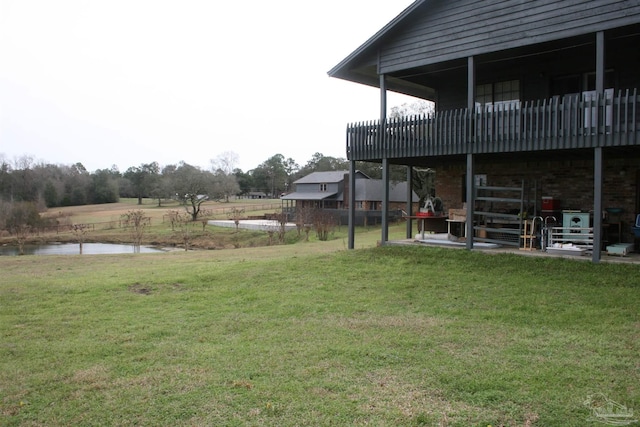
[
  {"left": 319, "top": 183, "right": 327, "bottom": 192},
  {"left": 475, "top": 80, "right": 521, "bottom": 138},
  {"left": 493, "top": 80, "right": 520, "bottom": 104},
  {"left": 475, "top": 80, "right": 520, "bottom": 107},
  {"left": 551, "top": 71, "right": 615, "bottom": 132},
  {"left": 551, "top": 70, "right": 614, "bottom": 97},
  {"left": 356, "top": 201, "right": 364, "bottom": 209},
  {"left": 476, "top": 83, "right": 493, "bottom": 106}
]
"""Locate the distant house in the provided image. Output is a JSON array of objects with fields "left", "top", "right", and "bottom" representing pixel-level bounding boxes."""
[
  {"left": 281, "top": 170, "right": 418, "bottom": 225},
  {"left": 247, "top": 191, "right": 268, "bottom": 199}
]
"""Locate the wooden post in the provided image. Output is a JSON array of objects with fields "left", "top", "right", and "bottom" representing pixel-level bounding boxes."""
[
  {"left": 593, "top": 149, "right": 603, "bottom": 263},
  {"left": 380, "top": 74, "right": 389, "bottom": 245},
  {"left": 348, "top": 159, "right": 356, "bottom": 249},
  {"left": 406, "top": 166, "right": 413, "bottom": 238},
  {"left": 382, "top": 158, "right": 390, "bottom": 244},
  {"left": 466, "top": 56, "right": 476, "bottom": 249},
  {"left": 592, "top": 31, "right": 605, "bottom": 262},
  {"left": 466, "top": 153, "right": 474, "bottom": 250}
]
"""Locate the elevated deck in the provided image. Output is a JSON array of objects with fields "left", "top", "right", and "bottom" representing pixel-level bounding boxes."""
[{"left": 347, "top": 89, "right": 640, "bottom": 161}]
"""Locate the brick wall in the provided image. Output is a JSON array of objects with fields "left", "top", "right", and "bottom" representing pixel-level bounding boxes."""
[{"left": 435, "top": 155, "right": 640, "bottom": 240}]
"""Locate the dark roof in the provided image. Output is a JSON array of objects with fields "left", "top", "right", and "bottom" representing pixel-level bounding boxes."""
[
  {"left": 328, "top": 0, "right": 640, "bottom": 99},
  {"left": 327, "top": 0, "right": 429, "bottom": 97},
  {"left": 293, "top": 171, "right": 348, "bottom": 184},
  {"left": 283, "top": 180, "right": 417, "bottom": 203},
  {"left": 293, "top": 170, "right": 369, "bottom": 184}
]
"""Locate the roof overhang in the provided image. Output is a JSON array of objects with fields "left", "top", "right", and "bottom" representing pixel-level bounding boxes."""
[
  {"left": 327, "top": 0, "right": 436, "bottom": 100},
  {"left": 281, "top": 192, "right": 338, "bottom": 201}
]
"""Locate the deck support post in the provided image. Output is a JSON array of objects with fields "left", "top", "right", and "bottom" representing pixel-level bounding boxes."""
[
  {"left": 380, "top": 74, "right": 389, "bottom": 245},
  {"left": 466, "top": 56, "right": 476, "bottom": 250},
  {"left": 466, "top": 153, "right": 475, "bottom": 250},
  {"left": 382, "top": 158, "right": 390, "bottom": 244},
  {"left": 591, "top": 31, "right": 605, "bottom": 262},
  {"left": 348, "top": 159, "right": 356, "bottom": 249},
  {"left": 406, "top": 166, "right": 413, "bottom": 238},
  {"left": 593, "top": 150, "right": 603, "bottom": 263}
]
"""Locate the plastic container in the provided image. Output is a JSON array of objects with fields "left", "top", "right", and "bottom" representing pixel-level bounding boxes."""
[{"left": 542, "top": 197, "right": 560, "bottom": 211}]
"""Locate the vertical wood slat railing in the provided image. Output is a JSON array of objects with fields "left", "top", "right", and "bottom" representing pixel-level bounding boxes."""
[{"left": 346, "top": 89, "right": 640, "bottom": 161}]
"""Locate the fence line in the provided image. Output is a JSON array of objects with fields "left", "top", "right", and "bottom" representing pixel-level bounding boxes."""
[{"left": 23, "top": 202, "right": 286, "bottom": 236}]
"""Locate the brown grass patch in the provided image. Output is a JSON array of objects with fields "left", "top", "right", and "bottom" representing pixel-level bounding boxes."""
[
  {"left": 129, "top": 283, "right": 153, "bottom": 295},
  {"left": 128, "top": 282, "right": 186, "bottom": 295},
  {"left": 327, "top": 314, "right": 447, "bottom": 332},
  {"left": 360, "top": 370, "right": 468, "bottom": 421},
  {"left": 71, "top": 364, "right": 110, "bottom": 385}
]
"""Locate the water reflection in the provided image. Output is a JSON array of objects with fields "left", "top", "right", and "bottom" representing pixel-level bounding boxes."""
[{"left": 0, "top": 243, "right": 165, "bottom": 256}]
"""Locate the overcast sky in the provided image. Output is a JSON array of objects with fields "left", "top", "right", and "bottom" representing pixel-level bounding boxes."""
[{"left": 0, "top": 0, "right": 418, "bottom": 173}]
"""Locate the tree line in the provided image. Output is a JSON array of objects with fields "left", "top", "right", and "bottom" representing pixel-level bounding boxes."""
[
  {"left": 1, "top": 101, "right": 436, "bottom": 231},
  {"left": 1, "top": 101, "right": 434, "bottom": 205},
  {"left": 0, "top": 152, "right": 333, "bottom": 208},
  {"left": 0, "top": 151, "right": 429, "bottom": 208}
]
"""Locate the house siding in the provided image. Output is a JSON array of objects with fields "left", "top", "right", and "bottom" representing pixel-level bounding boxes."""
[
  {"left": 379, "top": 0, "right": 640, "bottom": 74},
  {"left": 295, "top": 182, "right": 342, "bottom": 194}
]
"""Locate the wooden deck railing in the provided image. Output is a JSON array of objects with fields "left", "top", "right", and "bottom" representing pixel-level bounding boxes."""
[{"left": 346, "top": 89, "right": 640, "bottom": 161}]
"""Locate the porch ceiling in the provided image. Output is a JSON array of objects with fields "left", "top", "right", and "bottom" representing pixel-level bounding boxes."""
[
  {"left": 329, "top": 34, "right": 597, "bottom": 101},
  {"left": 332, "top": 23, "right": 640, "bottom": 101},
  {"left": 386, "top": 34, "right": 598, "bottom": 98}
]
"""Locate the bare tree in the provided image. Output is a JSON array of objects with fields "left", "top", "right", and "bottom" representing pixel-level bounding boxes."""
[
  {"left": 389, "top": 100, "right": 434, "bottom": 119},
  {"left": 259, "top": 212, "right": 289, "bottom": 244},
  {"left": 165, "top": 209, "right": 181, "bottom": 231},
  {"left": 262, "top": 221, "right": 279, "bottom": 246},
  {"left": 198, "top": 208, "right": 213, "bottom": 231},
  {"left": 121, "top": 210, "right": 149, "bottom": 252},
  {"left": 71, "top": 223, "right": 91, "bottom": 254},
  {"left": 228, "top": 207, "right": 245, "bottom": 231},
  {"left": 274, "top": 211, "right": 288, "bottom": 243},
  {"left": 210, "top": 152, "right": 241, "bottom": 202},
  {"left": 11, "top": 223, "right": 31, "bottom": 255},
  {"left": 313, "top": 209, "right": 336, "bottom": 241},
  {"left": 175, "top": 212, "right": 195, "bottom": 251},
  {"left": 210, "top": 151, "right": 239, "bottom": 175},
  {"left": 295, "top": 205, "right": 315, "bottom": 241},
  {"left": 212, "top": 173, "right": 240, "bottom": 202},
  {"left": 6, "top": 201, "right": 41, "bottom": 255}
]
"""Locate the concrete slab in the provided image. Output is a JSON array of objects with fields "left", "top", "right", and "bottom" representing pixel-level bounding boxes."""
[{"left": 414, "top": 233, "right": 500, "bottom": 248}]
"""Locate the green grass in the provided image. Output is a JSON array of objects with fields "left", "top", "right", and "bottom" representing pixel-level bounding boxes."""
[{"left": 1, "top": 243, "right": 639, "bottom": 426}]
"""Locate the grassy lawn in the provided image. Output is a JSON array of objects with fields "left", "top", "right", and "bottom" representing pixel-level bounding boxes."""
[{"left": 1, "top": 236, "right": 639, "bottom": 425}]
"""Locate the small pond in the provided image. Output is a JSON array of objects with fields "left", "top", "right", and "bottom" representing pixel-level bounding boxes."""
[{"left": 0, "top": 243, "right": 165, "bottom": 256}]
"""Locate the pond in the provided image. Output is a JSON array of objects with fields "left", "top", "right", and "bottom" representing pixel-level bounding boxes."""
[{"left": 0, "top": 243, "right": 165, "bottom": 256}]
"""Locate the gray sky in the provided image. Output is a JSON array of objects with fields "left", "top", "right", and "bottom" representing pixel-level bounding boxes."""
[{"left": 0, "top": 0, "right": 417, "bottom": 173}]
